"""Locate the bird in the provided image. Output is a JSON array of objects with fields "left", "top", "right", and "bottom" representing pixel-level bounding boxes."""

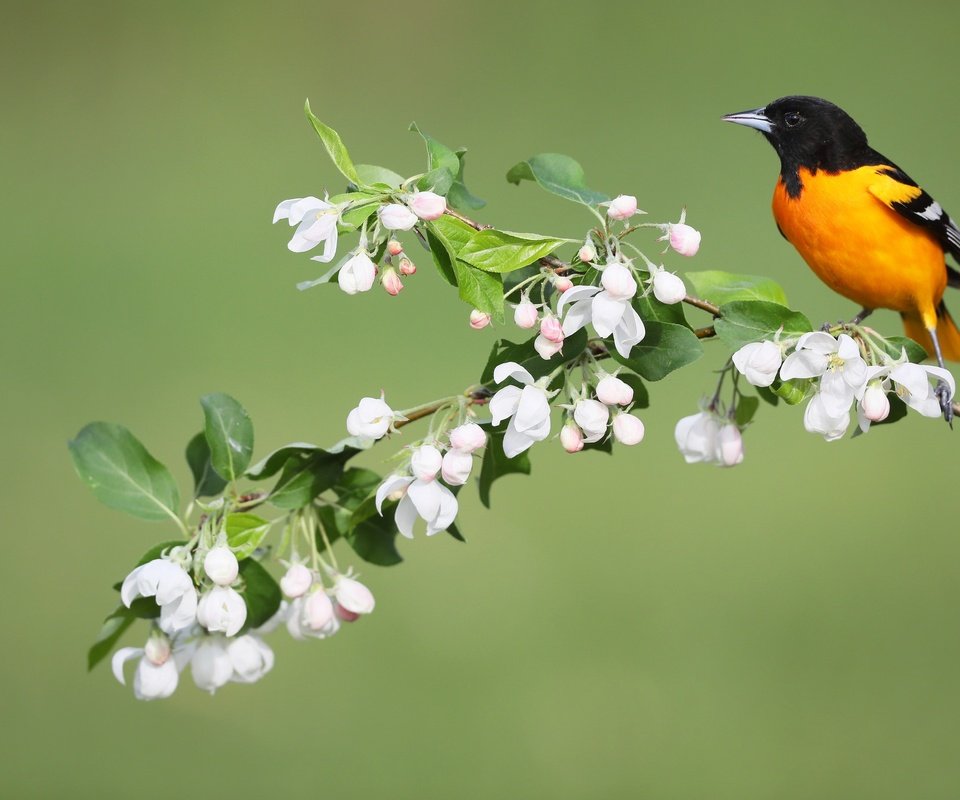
[{"left": 722, "top": 95, "right": 959, "bottom": 419}]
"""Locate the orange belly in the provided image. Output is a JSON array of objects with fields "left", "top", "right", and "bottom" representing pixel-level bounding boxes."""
[{"left": 772, "top": 166, "right": 946, "bottom": 328}]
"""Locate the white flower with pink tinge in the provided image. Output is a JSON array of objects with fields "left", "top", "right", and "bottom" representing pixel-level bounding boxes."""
[
  {"left": 273, "top": 196, "right": 342, "bottom": 262},
  {"left": 558, "top": 261, "right": 646, "bottom": 358},
  {"left": 375, "top": 444, "right": 459, "bottom": 537},
  {"left": 489, "top": 362, "right": 554, "bottom": 458}
]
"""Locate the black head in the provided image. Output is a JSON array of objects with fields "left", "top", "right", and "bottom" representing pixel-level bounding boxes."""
[{"left": 723, "top": 96, "right": 878, "bottom": 191}]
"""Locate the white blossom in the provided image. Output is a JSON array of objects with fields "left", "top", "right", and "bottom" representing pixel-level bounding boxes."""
[
  {"left": 448, "top": 423, "right": 486, "bottom": 453},
  {"left": 346, "top": 395, "right": 395, "bottom": 440},
  {"left": 285, "top": 595, "right": 339, "bottom": 640},
  {"left": 889, "top": 363, "right": 956, "bottom": 417},
  {"left": 191, "top": 637, "right": 234, "bottom": 694},
  {"left": 121, "top": 559, "right": 197, "bottom": 635},
  {"left": 203, "top": 546, "right": 238, "bottom": 587},
  {"left": 280, "top": 563, "right": 313, "bottom": 599},
  {"left": 378, "top": 203, "right": 418, "bottom": 231},
  {"left": 375, "top": 473, "right": 459, "bottom": 538},
  {"left": 803, "top": 392, "right": 851, "bottom": 441},
  {"left": 337, "top": 251, "right": 378, "bottom": 295},
  {"left": 112, "top": 636, "right": 180, "bottom": 701},
  {"left": 441, "top": 448, "right": 473, "bottom": 485},
  {"left": 333, "top": 575, "right": 375, "bottom": 615},
  {"left": 408, "top": 191, "right": 447, "bottom": 221},
  {"left": 558, "top": 264, "right": 646, "bottom": 358},
  {"left": 489, "top": 362, "right": 553, "bottom": 457},
  {"left": 227, "top": 635, "right": 274, "bottom": 684},
  {"left": 612, "top": 412, "right": 645, "bottom": 445},
  {"left": 732, "top": 340, "right": 783, "bottom": 387},
  {"left": 410, "top": 444, "right": 443, "bottom": 482},
  {"left": 595, "top": 374, "right": 633, "bottom": 406},
  {"left": 674, "top": 411, "right": 721, "bottom": 464},
  {"left": 273, "top": 196, "right": 341, "bottom": 261},
  {"left": 573, "top": 399, "right": 609, "bottom": 443},
  {"left": 781, "top": 332, "right": 867, "bottom": 417},
  {"left": 196, "top": 586, "right": 247, "bottom": 637},
  {"left": 651, "top": 268, "right": 686, "bottom": 304},
  {"left": 534, "top": 334, "right": 563, "bottom": 359},
  {"left": 717, "top": 423, "right": 744, "bottom": 465}
]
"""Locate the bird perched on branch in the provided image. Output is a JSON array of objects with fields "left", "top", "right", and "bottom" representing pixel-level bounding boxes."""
[{"left": 723, "top": 95, "right": 959, "bottom": 419}]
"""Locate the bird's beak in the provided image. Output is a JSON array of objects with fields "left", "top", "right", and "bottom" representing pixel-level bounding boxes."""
[{"left": 722, "top": 107, "right": 773, "bottom": 134}]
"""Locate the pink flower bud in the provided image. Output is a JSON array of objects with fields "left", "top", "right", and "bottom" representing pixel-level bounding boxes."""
[
  {"left": 652, "top": 270, "right": 686, "bottom": 305},
  {"left": 560, "top": 421, "right": 584, "bottom": 453},
  {"left": 144, "top": 634, "right": 172, "bottom": 666},
  {"left": 612, "top": 412, "right": 645, "bottom": 445},
  {"left": 469, "top": 309, "right": 491, "bottom": 329},
  {"left": 305, "top": 590, "right": 335, "bottom": 631},
  {"left": 280, "top": 563, "right": 313, "bottom": 599},
  {"left": 540, "top": 315, "right": 564, "bottom": 344},
  {"left": 578, "top": 244, "right": 597, "bottom": 263},
  {"left": 334, "top": 602, "right": 361, "bottom": 623},
  {"left": 378, "top": 203, "right": 418, "bottom": 231},
  {"left": 411, "top": 444, "right": 442, "bottom": 482},
  {"left": 513, "top": 294, "right": 539, "bottom": 329},
  {"left": 861, "top": 384, "right": 891, "bottom": 422},
  {"left": 203, "top": 546, "right": 239, "bottom": 586},
  {"left": 668, "top": 223, "right": 701, "bottom": 257},
  {"left": 399, "top": 257, "right": 417, "bottom": 276},
  {"left": 387, "top": 240, "right": 404, "bottom": 256},
  {"left": 449, "top": 423, "right": 486, "bottom": 453},
  {"left": 408, "top": 191, "right": 447, "bottom": 221},
  {"left": 553, "top": 276, "right": 573, "bottom": 293},
  {"left": 441, "top": 448, "right": 473, "bottom": 485},
  {"left": 607, "top": 194, "right": 639, "bottom": 221},
  {"left": 718, "top": 424, "right": 744, "bottom": 466},
  {"left": 334, "top": 576, "right": 375, "bottom": 615},
  {"left": 534, "top": 334, "right": 563, "bottom": 360},
  {"left": 596, "top": 375, "right": 634, "bottom": 406},
  {"left": 600, "top": 262, "right": 638, "bottom": 300},
  {"left": 381, "top": 267, "right": 404, "bottom": 296}
]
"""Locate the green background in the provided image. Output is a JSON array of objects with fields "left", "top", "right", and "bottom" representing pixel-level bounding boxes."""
[{"left": 4, "top": 1, "right": 960, "bottom": 797}]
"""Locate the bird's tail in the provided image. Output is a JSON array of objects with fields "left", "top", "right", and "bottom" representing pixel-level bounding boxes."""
[{"left": 901, "top": 302, "right": 960, "bottom": 362}]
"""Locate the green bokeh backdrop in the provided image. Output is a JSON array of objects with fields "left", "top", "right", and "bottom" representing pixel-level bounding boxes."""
[{"left": 3, "top": 2, "right": 960, "bottom": 797}]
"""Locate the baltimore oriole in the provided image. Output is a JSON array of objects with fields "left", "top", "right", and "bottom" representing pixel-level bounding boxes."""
[{"left": 723, "top": 95, "right": 959, "bottom": 418}]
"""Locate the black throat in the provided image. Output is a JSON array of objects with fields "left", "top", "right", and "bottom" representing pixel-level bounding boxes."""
[{"left": 769, "top": 135, "right": 883, "bottom": 199}]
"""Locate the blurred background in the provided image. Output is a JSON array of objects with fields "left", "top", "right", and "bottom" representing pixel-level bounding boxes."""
[{"left": 3, "top": 1, "right": 960, "bottom": 797}]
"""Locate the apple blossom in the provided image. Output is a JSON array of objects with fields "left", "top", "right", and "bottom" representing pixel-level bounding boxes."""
[
  {"left": 334, "top": 575, "right": 375, "bottom": 615},
  {"left": 600, "top": 262, "right": 638, "bottom": 300},
  {"left": 803, "top": 392, "right": 851, "bottom": 441},
  {"left": 535, "top": 334, "right": 563, "bottom": 359},
  {"left": 651, "top": 268, "right": 686, "bottom": 305},
  {"left": 337, "top": 251, "right": 378, "bottom": 295},
  {"left": 387, "top": 239, "right": 404, "bottom": 256},
  {"left": 112, "top": 644, "right": 180, "bottom": 701},
  {"left": 573, "top": 398, "right": 610, "bottom": 443},
  {"left": 448, "top": 422, "right": 486, "bottom": 453},
  {"left": 197, "top": 586, "right": 248, "bottom": 637},
  {"left": 553, "top": 275, "right": 573, "bottom": 293},
  {"left": 558, "top": 271, "right": 646, "bottom": 359},
  {"left": 280, "top": 563, "right": 313, "bottom": 598},
  {"left": 305, "top": 589, "right": 336, "bottom": 631},
  {"left": 859, "top": 382, "right": 891, "bottom": 424},
  {"left": 273, "top": 196, "right": 341, "bottom": 261},
  {"left": 285, "top": 596, "right": 339, "bottom": 640},
  {"left": 441, "top": 448, "right": 473, "bottom": 485},
  {"left": 470, "top": 309, "right": 491, "bottom": 329},
  {"left": 227, "top": 635, "right": 275, "bottom": 684},
  {"left": 203, "top": 546, "right": 238, "bottom": 586},
  {"left": 612, "top": 412, "right": 645, "bottom": 445},
  {"left": 399, "top": 257, "right": 417, "bottom": 276},
  {"left": 674, "top": 411, "right": 722, "bottom": 464},
  {"left": 411, "top": 444, "right": 443, "bottom": 482},
  {"left": 540, "top": 314, "right": 564, "bottom": 343},
  {"left": 346, "top": 395, "right": 395, "bottom": 440},
  {"left": 378, "top": 203, "right": 418, "bottom": 231},
  {"left": 595, "top": 374, "right": 634, "bottom": 406},
  {"left": 380, "top": 267, "right": 403, "bottom": 296},
  {"left": 717, "top": 424, "right": 744, "bottom": 466},
  {"left": 578, "top": 243, "right": 597, "bottom": 263},
  {"left": 781, "top": 332, "right": 867, "bottom": 417},
  {"left": 606, "top": 194, "right": 639, "bottom": 221},
  {"left": 121, "top": 558, "right": 198, "bottom": 635},
  {"left": 665, "top": 223, "right": 701, "bottom": 256},
  {"left": 375, "top": 472, "right": 458, "bottom": 537},
  {"left": 513, "top": 294, "right": 539, "bottom": 329},
  {"left": 408, "top": 191, "right": 447, "bottom": 221},
  {"left": 489, "top": 362, "right": 553, "bottom": 457},
  {"left": 732, "top": 340, "right": 783, "bottom": 387},
  {"left": 560, "top": 421, "right": 585, "bottom": 452},
  {"left": 191, "top": 637, "right": 234, "bottom": 694},
  {"left": 889, "top": 362, "right": 956, "bottom": 417}
]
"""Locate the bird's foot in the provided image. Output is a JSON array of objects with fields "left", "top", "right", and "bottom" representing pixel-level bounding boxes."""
[
  {"left": 935, "top": 380, "right": 954, "bottom": 427},
  {"left": 849, "top": 307, "right": 874, "bottom": 325},
  {"left": 820, "top": 319, "right": 844, "bottom": 333}
]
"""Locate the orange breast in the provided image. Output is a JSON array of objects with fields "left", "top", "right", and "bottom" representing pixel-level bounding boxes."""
[{"left": 772, "top": 166, "right": 946, "bottom": 326}]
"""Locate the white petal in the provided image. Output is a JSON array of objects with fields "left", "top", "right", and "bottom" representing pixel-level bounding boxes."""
[
  {"left": 111, "top": 647, "right": 144, "bottom": 686},
  {"left": 836, "top": 334, "right": 860, "bottom": 360},
  {"left": 796, "top": 331, "right": 839, "bottom": 355},
  {"left": 590, "top": 292, "right": 627, "bottom": 338},
  {"left": 272, "top": 198, "right": 298, "bottom": 224},
  {"left": 489, "top": 385, "right": 522, "bottom": 425},
  {"left": 493, "top": 362, "right": 534, "bottom": 385},
  {"left": 842, "top": 356, "right": 868, "bottom": 390},
  {"left": 780, "top": 349, "right": 828, "bottom": 380},
  {"left": 285, "top": 196, "right": 327, "bottom": 225},
  {"left": 502, "top": 420, "right": 535, "bottom": 458},
  {"left": 426, "top": 484, "right": 459, "bottom": 535},
  {"left": 512, "top": 386, "right": 551, "bottom": 433},
  {"left": 560, "top": 299, "right": 593, "bottom": 337},
  {"left": 407, "top": 479, "right": 442, "bottom": 525},
  {"left": 613, "top": 306, "right": 645, "bottom": 357},
  {"left": 819, "top": 371, "right": 855, "bottom": 417},
  {"left": 311, "top": 226, "right": 339, "bottom": 264},
  {"left": 394, "top": 495, "right": 418, "bottom": 539},
  {"left": 375, "top": 474, "right": 412, "bottom": 514},
  {"left": 556, "top": 284, "right": 599, "bottom": 316}
]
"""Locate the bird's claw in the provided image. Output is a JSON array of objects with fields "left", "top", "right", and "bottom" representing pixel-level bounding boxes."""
[{"left": 935, "top": 381, "right": 954, "bottom": 426}]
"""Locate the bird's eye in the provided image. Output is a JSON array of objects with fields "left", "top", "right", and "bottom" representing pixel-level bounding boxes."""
[{"left": 783, "top": 111, "right": 803, "bottom": 128}]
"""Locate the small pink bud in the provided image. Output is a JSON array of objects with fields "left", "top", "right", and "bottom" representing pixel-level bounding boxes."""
[
  {"left": 280, "top": 563, "right": 313, "bottom": 599},
  {"left": 441, "top": 448, "right": 473, "bottom": 485},
  {"left": 398, "top": 257, "right": 417, "bottom": 276},
  {"left": 668, "top": 223, "right": 701, "bottom": 257},
  {"left": 612, "top": 413, "right": 645, "bottom": 445},
  {"left": 596, "top": 375, "right": 634, "bottom": 406},
  {"left": 334, "top": 576, "right": 376, "bottom": 615},
  {"left": 607, "top": 194, "right": 638, "bottom": 221},
  {"left": 600, "top": 262, "right": 638, "bottom": 300},
  {"left": 449, "top": 423, "right": 486, "bottom": 453},
  {"left": 408, "top": 191, "right": 447, "bottom": 221},
  {"left": 305, "top": 590, "right": 335, "bottom": 631},
  {"left": 534, "top": 334, "right": 563, "bottom": 359},
  {"left": 560, "top": 421, "right": 584, "bottom": 453},
  {"left": 578, "top": 244, "right": 597, "bottom": 263},
  {"left": 334, "top": 602, "right": 361, "bottom": 623},
  {"left": 382, "top": 267, "right": 404, "bottom": 296},
  {"left": 411, "top": 444, "right": 442, "bottom": 482},
  {"left": 514, "top": 294, "right": 539, "bottom": 329},
  {"left": 652, "top": 269, "right": 686, "bottom": 305},
  {"left": 469, "top": 309, "right": 491, "bottom": 329},
  {"left": 553, "top": 275, "right": 574, "bottom": 293},
  {"left": 718, "top": 424, "right": 744, "bottom": 466},
  {"left": 144, "top": 635, "right": 172, "bottom": 666},
  {"left": 387, "top": 240, "right": 404, "bottom": 256},
  {"left": 540, "top": 315, "right": 564, "bottom": 344},
  {"left": 861, "top": 384, "right": 891, "bottom": 422}
]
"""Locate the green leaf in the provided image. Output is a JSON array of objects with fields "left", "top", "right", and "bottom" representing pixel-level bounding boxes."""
[
  {"left": 427, "top": 215, "right": 476, "bottom": 252},
  {"left": 454, "top": 259, "right": 504, "bottom": 321},
  {"left": 418, "top": 166, "right": 455, "bottom": 195},
  {"left": 876, "top": 335, "right": 929, "bottom": 364},
  {"left": 459, "top": 229, "right": 570, "bottom": 274},
  {"left": 714, "top": 301, "right": 813, "bottom": 349},
  {"left": 634, "top": 293, "right": 690, "bottom": 327},
  {"left": 88, "top": 605, "right": 136, "bottom": 671},
  {"left": 238, "top": 559, "right": 281, "bottom": 632},
  {"left": 735, "top": 396, "right": 760, "bottom": 427},
  {"left": 246, "top": 443, "right": 325, "bottom": 479},
  {"left": 610, "top": 322, "right": 704, "bottom": 381},
  {"left": 756, "top": 384, "right": 780, "bottom": 406},
  {"left": 478, "top": 428, "right": 531, "bottom": 508},
  {"left": 506, "top": 153, "right": 609, "bottom": 206},
  {"left": 479, "top": 329, "right": 588, "bottom": 386},
  {"left": 185, "top": 432, "right": 228, "bottom": 498},
  {"left": 424, "top": 222, "right": 462, "bottom": 287},
  {"left": 408, "top": 123, "right": 485, "bottom": 209},
  {"left": 225, "top": 513, "right": 270, "bottom": 559},
  {"left": 685, "top": 271, "right": 789, "bottom": 306},
  {"left": 346, "top": 496, "right": 403, "bottom": 566},
  {"left": 448, "top": 148, "right": 486, "bottom": 210},
  {"left": 334, "top": 467, "right": 382, "bottom": 507},
  {"left": 354, "top": 163, "right": 404, "bottom": 189},
  {"left": 268, "top": 451, "right": 347, "bottom": 510},
  {"left": 304, "top": 100, "right": 360, "bottom": 185},
  {"left": 200, "top": 393, "right": 254, "bottom": 482},
  {"left": 68, "top": 422, "right": 181, "bottom": 522}
]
